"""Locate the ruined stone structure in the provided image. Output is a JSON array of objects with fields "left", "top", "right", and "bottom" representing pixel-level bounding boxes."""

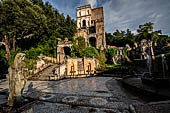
[
  {"left": 76, "top": 4, "right": 106, "bottom": 50},
  {"left": 127, "top": 40, "right": 155, "bottom": 60},
  {"left": 113, "top": 47, "right": 126, "bottom": 65},
  {"left": 57, "top": 38, "right": 72, "bottom": 64}
]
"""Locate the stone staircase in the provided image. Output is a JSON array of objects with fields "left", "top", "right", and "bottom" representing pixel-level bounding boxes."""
[{"left": 28, "top": 64, "right": 59, "bottom": 81}]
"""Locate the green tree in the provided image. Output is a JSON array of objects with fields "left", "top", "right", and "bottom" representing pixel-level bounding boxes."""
[
  {"left": 32, "top": 1, "right": 77, "bottom": 57},
  {"left": 137, "top": 22, "right": 163, "bottom": 74},
  {"left": 136, "top": 22, "right": 161, "bottom": 42},
  {"left": 0, "top": 0, "right": 47, "bottom": 59},
  {"left": 106, "top": 29, "right": 135, "bottom": 47},
  {"left": 137, "top": 22, "right": 162, "bottom": 46},
  {"left": 71, "top": 37, "right": 85, "bottom": 57}
]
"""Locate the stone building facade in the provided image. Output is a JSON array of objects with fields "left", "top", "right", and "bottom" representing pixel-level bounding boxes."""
[{"left": 76, "top": 4, "right": 106, "bottom": 50}]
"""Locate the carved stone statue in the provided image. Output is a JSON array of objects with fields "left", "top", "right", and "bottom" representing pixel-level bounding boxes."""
[{"left": 7, "top": 53, "right": 27, "bottom": 106}]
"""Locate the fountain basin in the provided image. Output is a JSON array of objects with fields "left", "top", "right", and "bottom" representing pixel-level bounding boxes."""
[{"left": 141, "top": 73, "right": 169, "bottom": 87}]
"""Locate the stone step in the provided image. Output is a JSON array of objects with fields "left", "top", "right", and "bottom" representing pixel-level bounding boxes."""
[{"left": 28, "top": 64, "right": 58, "bottom": 80}]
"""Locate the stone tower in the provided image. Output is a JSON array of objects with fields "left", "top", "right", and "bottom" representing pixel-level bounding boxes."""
[{"left": 76, "top": 4, "right": 106, "bottom": 50}]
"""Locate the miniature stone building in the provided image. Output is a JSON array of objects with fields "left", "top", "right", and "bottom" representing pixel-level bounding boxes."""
[
  {"left": 76, "top": 4, "right": 106, "bottom": 50},
  {"left": 66, "top": 57, "right": 97, "bottom": 76}
]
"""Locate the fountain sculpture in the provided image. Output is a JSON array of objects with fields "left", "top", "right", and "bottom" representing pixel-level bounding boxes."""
[
  {"left": 7, "top": 53, "right": 28, "bottom": 106},
  {"left": 141, "top": 41, "right": 169, "bottom": 87}
]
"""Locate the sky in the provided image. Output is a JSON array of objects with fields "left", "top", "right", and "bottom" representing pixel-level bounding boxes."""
[{"left": 43, "top": 0, "right": 170, "bottom": 35}]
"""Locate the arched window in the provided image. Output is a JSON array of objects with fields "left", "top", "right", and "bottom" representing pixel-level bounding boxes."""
[
  {"left": 63, "top": 47, "right": 71, "bottom": 56},
  {"left": 89, "top": 37, "right": 96, "bottom": 47},
  {"left": 87, "top": 10, "right": 89, "bottom": 15},
  {"left": 79, "top": 22, "right": 81, "bottom": 27},
  {"left": 82, "top": 20, "right": 86, "bottom": 27},
  {"left": 79, "top": 12, "right": 81, "bottom": 17},
  {"left": 88, "top": 21, "right": 90, "bottom": 26}
]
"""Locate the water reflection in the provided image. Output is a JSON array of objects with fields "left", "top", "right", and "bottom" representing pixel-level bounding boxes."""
[
  {"left": 34, "top": 77, "right": 145, "bottom": 104},
  {"left": 51, "top": 77, "right": 111, "bottom": 97}
]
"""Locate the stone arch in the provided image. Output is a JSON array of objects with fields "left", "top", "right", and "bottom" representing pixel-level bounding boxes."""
[
  {"left": 82, "top": 20, "right": 86, "bottom": 27},
  {"left": 63, "top": 46, "right": 71, "bottom": 56},
  {"left": 89, "top": 37, "right": 96, "bottom": 47}
]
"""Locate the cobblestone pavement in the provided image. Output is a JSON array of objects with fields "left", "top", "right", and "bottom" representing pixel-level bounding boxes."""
[
  {"left": 26, "top": 77, "right": 113, "bottom": 97},
  {"left": 18, "top": 77, "right": 146, "bottom": 113},
  {"left": 1, "top": 77, "right": 170, "bottom": 113},
  {"left": 22, "top": 102, "right": 130, "bottom": 113},
  {"left": 0, "top": 77, "right": 151, "bottom": 113}
]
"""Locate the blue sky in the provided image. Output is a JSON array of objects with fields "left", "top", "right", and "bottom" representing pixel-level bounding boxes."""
[{"left": 43, "top": 0, "right": 170, "bottom": 35}]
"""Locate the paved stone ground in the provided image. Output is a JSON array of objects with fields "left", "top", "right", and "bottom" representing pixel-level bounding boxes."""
[
  {"left": 1, "top": 77, "right": 170, "bottom": 113},
  {"left": 22, "top": 102, "right": 129, "bottom": 113},
  {"left": 21, "top": 77, "right": 145, "bottom": 113},
  {"left": 134, "top": 101, "right": 170, "bottom": 113},
  {"left": 26, "top": 77, "right": 113, "bottom": 97},
  {"left": 122, "top": 77, "right": 170, "bottom": 99},
  {"left": 0, "top": 77, "right": 142, "bottom": 112}
]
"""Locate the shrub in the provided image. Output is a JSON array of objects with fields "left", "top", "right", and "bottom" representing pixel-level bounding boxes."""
[
  {"left": 24, "top": 58, "right": 36, "bottom": 70},
  {"left": 8, "top": 48, "right": 22, "bottom": 65},
  {"left": 97, "top": 51, "right": 107, "bottom": 65},
  {"left": 25, "top": 47, "right": 42, "bottom": 59},
  {"left": 83, "top": 47, "right": 99, "bottom": 58},
  {"left": 71, "top": 38, "right": 99, "bottom": 58},
  {"left": 105, "top": 48, "right": 116, "bottom": 64}
]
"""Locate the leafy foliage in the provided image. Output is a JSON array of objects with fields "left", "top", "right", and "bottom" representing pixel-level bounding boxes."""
[
  {"left": 83, "top": 47, "right": 99, "bottom": 58},
  {"left": 8, "top": 48, "right": 22, "bottom": 65},
  {"left": 71, "top": 37, "right": 98, "bottom": 58},
  {"left": 0, "top": 0, "right": 47, "bottom": 47},
  {"left": 106, "top": 29, "right": 135, "bottom": 47},
  {"left": 105, "top": 48, "right": 116, "bottom": 64},
  {"left": 0, "top": 0, "right": 77, "bottom": 69},
  {"left": 24, "top": 47, "right": 42, "bottom": 59},
  {"left": 24, "top": 58, "right": 36, "bottom": 70},
  {"left": 136, "top": 22, "right": 162, "bottom": 42},
  {"left": 97, "top": 51, "right": 107, "bottom": 65},
  {"left": 106, "top": 22, "right": 168, "bottom": 48}
]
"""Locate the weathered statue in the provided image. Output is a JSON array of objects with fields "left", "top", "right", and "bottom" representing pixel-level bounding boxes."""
[{"left": 7, "top": 53, "right": 27, "bottom": 106}]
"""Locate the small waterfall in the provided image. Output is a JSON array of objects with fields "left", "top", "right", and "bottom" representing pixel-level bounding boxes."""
[
  {"left": 146, "top": 53, "right": 152, "bottom": 76},
  {"left": 161, "top": 54, "right": 168, "bottom": 78}
]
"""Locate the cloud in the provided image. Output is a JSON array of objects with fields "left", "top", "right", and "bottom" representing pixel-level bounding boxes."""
[
  {"left": 131, "top": 30, "right": 138, "bottom": 35},
  {"left": 43, "top": 0, "right": 170, "bottom": 35},
  {"left": 80, "top": 0, "right": 97, "bottom": 8},
  {"left": 148, "top": 13, "right": 162, "bottom": 24},
  {"left": 102, "top": 0, "right": 170, "bottom": 35}
]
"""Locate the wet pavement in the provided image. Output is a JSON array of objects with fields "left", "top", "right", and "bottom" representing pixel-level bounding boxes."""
[
  {"left": 1, "top": 77, "right": 169, "bottom": 113},
  {"left": 22, "top": 77, "right": 145, "bottom": 113},
  {"left": 27, "top": 77, "right": 113, "bottom": 97}
]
